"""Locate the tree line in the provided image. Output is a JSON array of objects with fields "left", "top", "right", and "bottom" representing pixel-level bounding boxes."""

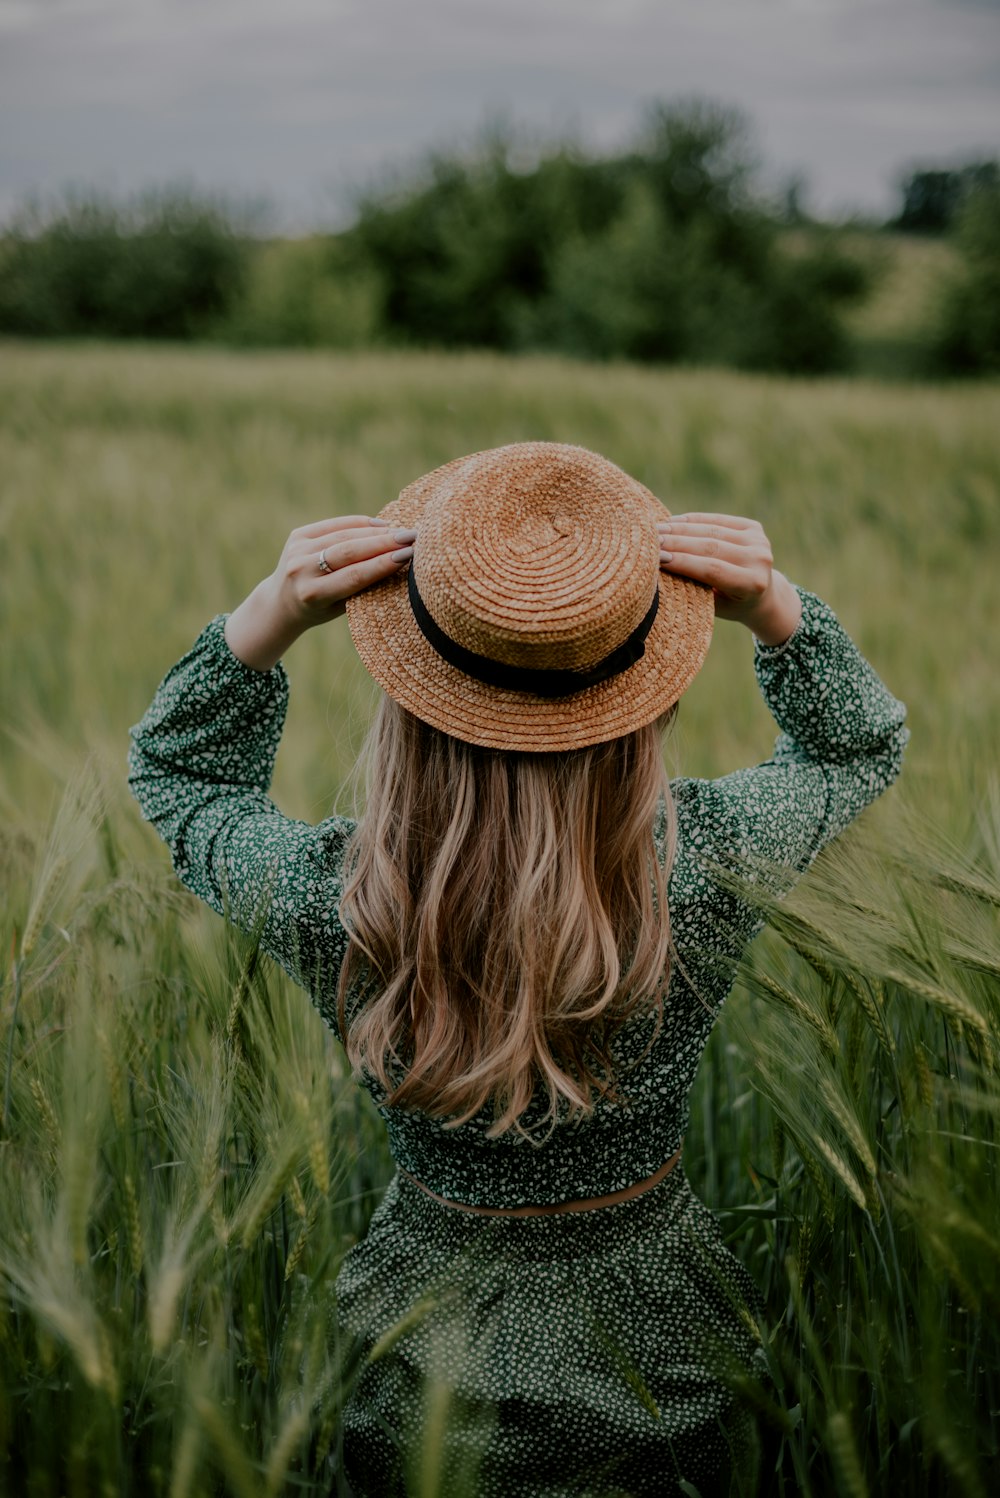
[{"left": 1, "top": 103, "right": 997, "bottom": 376}]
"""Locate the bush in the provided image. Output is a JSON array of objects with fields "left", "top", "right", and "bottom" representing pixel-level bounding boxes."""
[
  {"left": 346, "top": 135, "right": 616, "bottom": 350},
  {"left": 220, "top": 238, "right": 384, "bottom": 349},
  {"left": 891, "top": 161, "right": 999, "bottom": 234},
  {"left": 926, "top": 186, "right": 1000, "bottom": 375},
  {"left": 0, "top": 188, "right": 250, "bottom": 339},
  {"left": 0, "top": 107, "right": 873, "bottom": 373},
  {"left": 345, "top": 104, "right": 869, "bottom": 373},
  {"left": 515, "top": 187, "right": 865, "bottom": 374}
]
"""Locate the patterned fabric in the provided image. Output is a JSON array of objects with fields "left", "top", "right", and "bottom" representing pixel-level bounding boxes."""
[
  {"left": 337, "top": 1167, "right": 763, "bottom": 1497},
  {"left": 128, "top": 585, "right": 908, "bottom": 1495}
]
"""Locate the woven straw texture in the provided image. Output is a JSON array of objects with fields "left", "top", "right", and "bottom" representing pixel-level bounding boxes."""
[{"left": 346, "top": 442, "right": 714, "bottom": 750}]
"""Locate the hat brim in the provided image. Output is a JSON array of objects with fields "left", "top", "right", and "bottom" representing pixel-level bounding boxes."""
[{"left": 346, "top": 494, "right": 714, "bottom": 752}]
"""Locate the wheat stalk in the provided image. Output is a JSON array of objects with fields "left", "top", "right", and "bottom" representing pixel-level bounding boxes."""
[
  {"left": 883, "top": 970, "right": 990, "bottom": 1037},
  {"left": 827, "top": 1409, "right": 870, "bottom": 1498},
  {"left": 29, "top": 1078, "right": 60, "bottom": 1152},
  {"left": 283, "top": 1201, "right": 318, "bottom": 1282},
  {"left": 751, "top": 972, "right": 840, "bottom": 1056},
  {"left": 287, "top": 1172, "right": 308, "bottom": 1221},
  {"left": 818, "top": 1078, "right": 878, "bottom": 1180},
  {"left": 797, "top": 1143, "right": 837, "bottom": 1226},
  {"left": 843, "top": 971, "right": 896, "bottom": 1058},
  {"left": 813, "top": 1135, "right": 868, "bottom": 1211},
  {"left": 264, "top": 1402, "right": 310, "bottom": 1497},
  {"left": 123, "top": 1172, "right": 144, "bottom": 1278},
  {"left": 194, "top": 1393, "right": 262, "bottom": 1498}
]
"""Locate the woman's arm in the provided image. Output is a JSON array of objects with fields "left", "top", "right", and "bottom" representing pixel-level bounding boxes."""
[
  {"left": 660, "top": 512, "right": 908, "bottom": 888},
  {"left": 127, "top": 615, "right": 356, "bottom": 1016},
  {"left": 127, "top": 515, "right": 415, "bottom": 1028}
]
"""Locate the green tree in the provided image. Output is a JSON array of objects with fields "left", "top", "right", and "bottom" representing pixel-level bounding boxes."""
[
  {"left": 927, "top": 185, "right": 1000, "bottom": 374},
  {"left": 892, "top": 161, "right": 999, "bottom": 234},
  {"left": 345, "top": 102, "right": 867, "bottom": 373},
  {"left": 0, "top": 188, "right": 251, "bottom": 339}
]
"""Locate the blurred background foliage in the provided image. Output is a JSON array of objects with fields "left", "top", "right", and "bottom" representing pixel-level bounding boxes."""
[
  {"left": 0, "top": 189, "right": 251, "bottom": 341},
  {"left": 2, "top": 100, "right": 998, "bottom": 378}
]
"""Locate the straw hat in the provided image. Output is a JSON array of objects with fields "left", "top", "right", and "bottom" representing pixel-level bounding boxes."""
[{"left": 346, "top": 442, "right": 714, "bottom": 751}]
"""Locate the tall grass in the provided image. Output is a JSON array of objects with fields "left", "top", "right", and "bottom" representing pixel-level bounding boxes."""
[
  {"left": 686, "top": 813, "right": 1000, "bottom": 1495},
  {"left": 0, "top": 343, "right": 997, "bottom": 1492},
  {"left": 1, "top": 756, "right": 392, "bottom": 1495}
]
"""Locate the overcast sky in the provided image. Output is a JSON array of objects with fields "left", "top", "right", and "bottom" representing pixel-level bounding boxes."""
[{"left": 1, "top": 0, "right": 998, "bottom": 229}]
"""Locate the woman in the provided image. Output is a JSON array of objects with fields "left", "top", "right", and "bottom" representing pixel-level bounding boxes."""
[{"left": 128, "top": 442, "right": 908, "bottom": 1497}]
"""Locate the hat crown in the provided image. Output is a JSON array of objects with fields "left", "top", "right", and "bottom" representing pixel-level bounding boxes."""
[{"left": 404, "top": 443, "right": 659, "bottom": 672}]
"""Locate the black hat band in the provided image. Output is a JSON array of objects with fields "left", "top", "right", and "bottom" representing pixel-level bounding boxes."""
[{"left": 407, "top": 563, "right": 659, "bottom": 701}]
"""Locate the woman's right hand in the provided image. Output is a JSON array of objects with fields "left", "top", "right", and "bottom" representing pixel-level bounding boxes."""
[
  {"left": 225, "top": 515, "right": 415, "bottom": 672},
  {"left": 658, "top": 512, "right": 802, "bottom": 646}
]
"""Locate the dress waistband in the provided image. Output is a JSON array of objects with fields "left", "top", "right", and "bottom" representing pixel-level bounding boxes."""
[{"left": 398, "top": 1144, "right": 683, "bottom": 1218}]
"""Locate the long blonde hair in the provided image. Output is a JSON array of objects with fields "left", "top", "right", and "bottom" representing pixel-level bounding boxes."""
[{"left": 337, "top": 698, "right": 676, "bottom": 1138}]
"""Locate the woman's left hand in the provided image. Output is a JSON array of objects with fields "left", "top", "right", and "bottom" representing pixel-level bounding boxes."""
[{"left": 657, "top": 512, "right": 802, "bottom": 646}]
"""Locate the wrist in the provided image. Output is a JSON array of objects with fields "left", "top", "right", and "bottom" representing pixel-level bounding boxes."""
[
  {"left": 743, "top": 573, "right": 802, "bottom": 647},
  {"left": 224, "top": 578, "right": 307, "bottom": 672}
]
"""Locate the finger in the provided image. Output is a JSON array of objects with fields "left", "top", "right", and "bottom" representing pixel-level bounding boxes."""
[
  {"left": 658, "top": 522, "right": 758, "bottom": 545},
  {"left": 315, "top": 529, "right": 416, "bottom": 572},
  {"left": 661, "top": 513, "right": 758, "bottom": 530},
  {"left": 299, "top": 523, "right": 404, "bottom": 555},
  {"left": 330, "top": 549, "right": 413, "bottom": 602},
  {"left": 660, "top": 553, "right": 749, "bottom": 592},
  {"left": 659, "top": 535, "right": 757, "bottom": 566},
  {"left": 295, "top": 514, "right": 389, "bottom": 539}
]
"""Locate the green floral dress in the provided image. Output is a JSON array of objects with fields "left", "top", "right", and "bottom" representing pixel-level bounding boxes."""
[{"left": 128, "top": 587, "right": 908, "bottom": 1497}]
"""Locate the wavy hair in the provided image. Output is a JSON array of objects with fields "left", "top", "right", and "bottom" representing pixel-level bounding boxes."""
[{"left": 337, "top": 698, "right": 676, "bottom": 1139}]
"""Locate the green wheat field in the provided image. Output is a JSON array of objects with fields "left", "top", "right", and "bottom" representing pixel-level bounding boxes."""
[{"left": 1, "top": 342, "right": 998, "bottom": 1496}]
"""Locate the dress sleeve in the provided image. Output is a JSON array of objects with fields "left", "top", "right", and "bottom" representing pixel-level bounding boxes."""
[
  {"left": 668, "top": 587, "right": 909, "bottom": 975},
  {"left": 127, "top": 614, "right": 353, "bottom": 1030}
]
